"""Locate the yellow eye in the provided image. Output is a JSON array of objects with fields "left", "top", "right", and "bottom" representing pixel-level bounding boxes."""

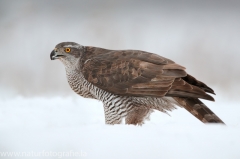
[{"left": 65, "top": 48, "right": 71, "bottom": 53}]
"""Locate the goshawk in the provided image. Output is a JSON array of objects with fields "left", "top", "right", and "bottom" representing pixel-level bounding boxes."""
[{"left": 50, "top": 42, "right": 224, "bottom": 125}]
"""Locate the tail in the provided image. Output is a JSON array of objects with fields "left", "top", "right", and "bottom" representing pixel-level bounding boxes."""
[{"left": 173, "top": 97, "right": 225, "bottom": 124}]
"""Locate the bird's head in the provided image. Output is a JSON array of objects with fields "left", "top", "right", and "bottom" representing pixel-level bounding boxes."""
[{"left": 50, "top": 42, "right": 84, "bottom": 65}]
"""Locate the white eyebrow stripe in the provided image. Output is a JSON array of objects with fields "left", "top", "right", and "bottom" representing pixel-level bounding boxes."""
[{"left": 64, "top": 45, "right": 81, "bottom": 49}]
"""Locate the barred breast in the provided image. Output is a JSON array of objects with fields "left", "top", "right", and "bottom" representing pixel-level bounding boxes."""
[
  {"left": 66, "top": 70, "right": 96, "bottom": 99},
  {"left": 66, "top": 68, "right": 178, "bottom": 125}
]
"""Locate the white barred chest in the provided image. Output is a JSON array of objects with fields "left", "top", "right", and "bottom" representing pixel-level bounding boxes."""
[{"left": 66, "top": 70, "right": 96, "bottom": 99}]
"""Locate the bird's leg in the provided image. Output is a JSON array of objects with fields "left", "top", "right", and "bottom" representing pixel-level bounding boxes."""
[
  {"left": 105, "top": 118, "right": 122, "bottom": 125},
  {"left": 103, "top": 104, "right": 123, "bottom": 125},
  {"left": 125, "top": 106, "right": 152, "bottom": 125}
]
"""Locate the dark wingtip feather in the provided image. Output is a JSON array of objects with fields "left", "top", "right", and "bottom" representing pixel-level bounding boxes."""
[
  {"left": 204, "top": 94, "right": 215, "bottom": 101},
  {"left": 182, "top": 74, "right": 216, "bottom": 95}
]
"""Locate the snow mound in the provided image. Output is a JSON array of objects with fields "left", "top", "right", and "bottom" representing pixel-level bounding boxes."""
[{"left": 0, "top": 97, "right": 239, "bottom": 159}]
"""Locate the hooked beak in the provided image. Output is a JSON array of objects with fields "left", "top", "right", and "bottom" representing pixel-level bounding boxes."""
[
  {"left": 50, "top": 50, "right": 56, "bottom": 60},
  {"left": 50, "top": 49, "right": 65, "bottom": 60}
]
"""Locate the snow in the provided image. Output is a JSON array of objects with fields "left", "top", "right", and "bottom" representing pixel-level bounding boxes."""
[{"left": 0, "top": 96, "right": 240, "bottom": 159}]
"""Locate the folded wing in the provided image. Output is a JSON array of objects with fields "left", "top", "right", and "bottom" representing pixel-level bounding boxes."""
[{"left": 81, "top": 47, "right": 214, "bottom": 101}]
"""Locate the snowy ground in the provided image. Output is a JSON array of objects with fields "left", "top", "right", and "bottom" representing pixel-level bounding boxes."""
[{"left": 0, "top": 96, "right": 240, "bottom": 159}]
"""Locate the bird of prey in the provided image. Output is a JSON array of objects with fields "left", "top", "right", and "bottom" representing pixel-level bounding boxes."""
[{"left": 50, "top": 42, "right": 224, "bottom": 125}]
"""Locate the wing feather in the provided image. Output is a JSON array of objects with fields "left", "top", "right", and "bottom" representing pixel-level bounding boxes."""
[{"left": 81, "top": 47, "right": 214, "bottom": 101}]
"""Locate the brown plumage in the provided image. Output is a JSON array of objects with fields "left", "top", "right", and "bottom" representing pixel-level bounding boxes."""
[
  {"left": 50, "top": 42, "right": 225, "bottom": 125},
  {"left": 82, "top": 47, "right": 215, "bottom": 101}
]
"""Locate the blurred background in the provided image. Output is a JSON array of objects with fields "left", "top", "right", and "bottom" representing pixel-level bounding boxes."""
[
  {"left": 1, "top": 1, "right": 240, "bottom": 158},
  {"left": 0, "top": 0, "right": 239, "bottom": 100}
]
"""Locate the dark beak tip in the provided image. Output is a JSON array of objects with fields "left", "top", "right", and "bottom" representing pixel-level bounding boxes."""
[{"left": 50, "top": 50, "right": 55, "bottom": 60}]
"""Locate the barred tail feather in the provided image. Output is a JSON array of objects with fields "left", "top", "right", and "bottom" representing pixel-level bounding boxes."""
[{"left": 174, "top": 97, "right": 225, "bottom": 124}]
